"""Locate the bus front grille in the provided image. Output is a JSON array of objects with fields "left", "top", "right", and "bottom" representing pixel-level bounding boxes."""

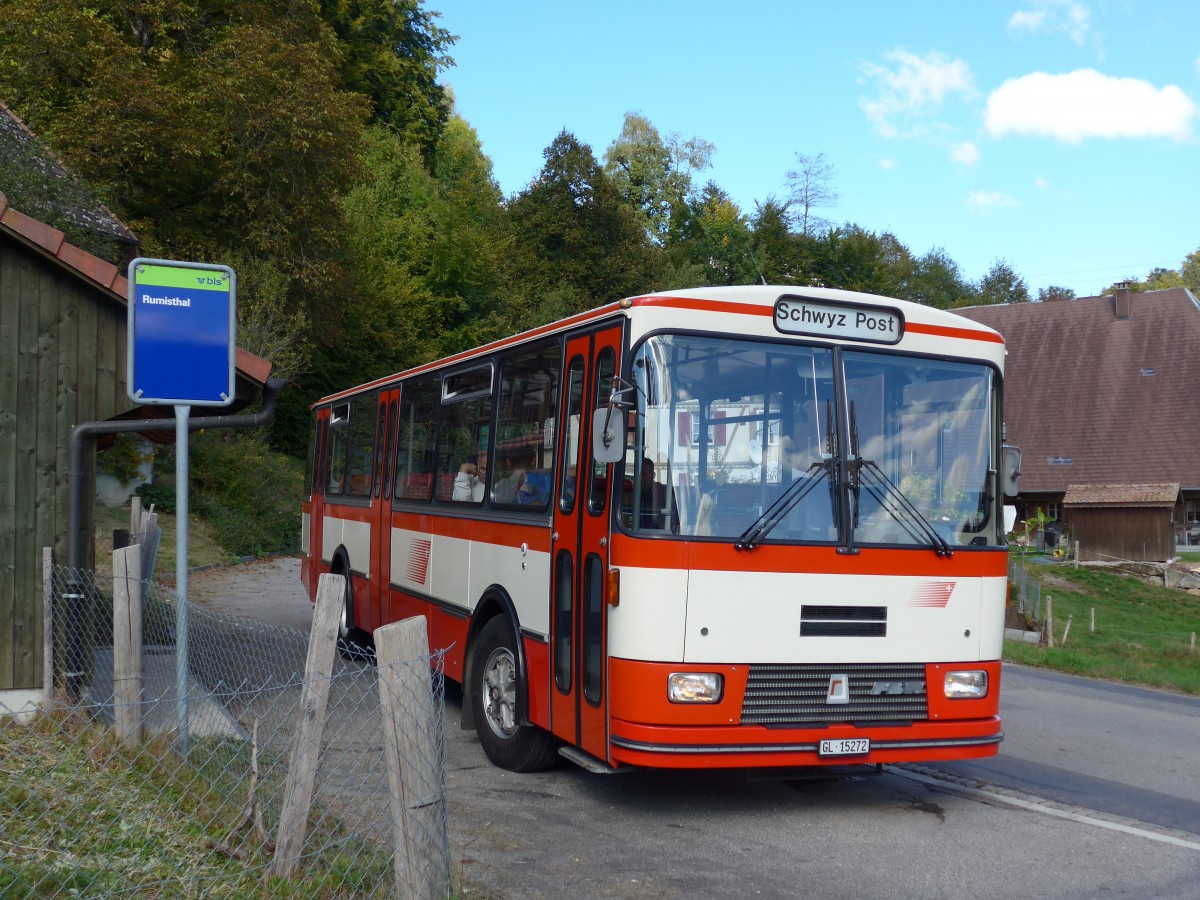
[{"left": 740, "top": 663, "right": 928, "bottom": 726}]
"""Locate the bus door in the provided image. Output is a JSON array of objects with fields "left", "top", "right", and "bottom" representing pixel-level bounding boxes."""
[
  {"left": 551, "top": 324, "right": 621, "bottom": 761},
  {"left": 369, "top": 388, "right": 400, "bottom": 633},
  {"left": 307, "top": 407, "right": 331, "bottom": 591}
]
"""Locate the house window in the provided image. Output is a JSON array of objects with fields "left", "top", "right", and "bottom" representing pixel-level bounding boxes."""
[{"left": 1187, "top": 500, "right": 1199, "bottom": 524}]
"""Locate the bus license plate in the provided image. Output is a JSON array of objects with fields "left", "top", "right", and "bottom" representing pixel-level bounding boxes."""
[{"left": 819, "top": 738, "right": 870, "bottom": 757}]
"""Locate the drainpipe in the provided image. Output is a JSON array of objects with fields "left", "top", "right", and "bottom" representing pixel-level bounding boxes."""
[{"left": 61, "top": 376, "right": 286, "bottom": 697}]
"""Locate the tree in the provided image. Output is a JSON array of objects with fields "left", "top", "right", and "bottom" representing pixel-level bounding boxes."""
[
  {"left": 750, "top": 196, "right": 814, "bottom": 284},
  {"left": 678, "top": 182, "right": 760, "bottom": 286},
  {"left": 909, "top": 248, "right": 976, "bottom": 308},
  {"left": 1036, "top": 285, "right": 1076, "bottom": 302},
  {"left": 810, "top": 225, "right": 904, "bottom": 296},
  {"left": 505, "top": 130, "right": 662, "bottom": 321},
  {"left": 977, "top": 259, "right": 1031, "bottom": 305},
  {"left": 0, "top": 0, "right": 371, "bottom": 316},
  {"left": 1144, "top": 267, "right": 1185, "bottom": 290},
  {"left": 603, "top": 112, "right": 713, "bottom": 245},
  {"left": 785, "top": 152, "right": 839, "bottom": 237},
  {"left": 1180, "top": 248, "right": 1200, "bottom": 295},
  {"left": 317, "top": 0, "right": 455, "bottom": 156}
]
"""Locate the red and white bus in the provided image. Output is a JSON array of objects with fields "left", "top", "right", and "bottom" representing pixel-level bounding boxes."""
[{"left": 301, "top": 285, "right": 1020, "bottom": 772}]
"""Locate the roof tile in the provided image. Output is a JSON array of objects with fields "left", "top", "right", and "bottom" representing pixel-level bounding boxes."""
[{"left": 955, "top": 289, "right": 1200, "bottom": 492}]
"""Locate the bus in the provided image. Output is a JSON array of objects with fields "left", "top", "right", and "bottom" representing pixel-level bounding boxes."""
[{"left": 301, "top": 285, "right": 1020, "bottom": 773}]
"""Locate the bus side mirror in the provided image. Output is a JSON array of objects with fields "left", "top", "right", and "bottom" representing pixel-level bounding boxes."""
[
  {"left": 1003, "top": 446, "right": 1021, "bottom": 499},
  {"left": 592, "top": 407, "right": 625, "bottom": 464}
]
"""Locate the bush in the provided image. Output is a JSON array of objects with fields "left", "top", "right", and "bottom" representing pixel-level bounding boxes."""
[
  {"left": 137, "top": 431, "right": 303, "bottom": 558},
  {"left": 189, "top": 431, "right": 304, "bottom": 558}
]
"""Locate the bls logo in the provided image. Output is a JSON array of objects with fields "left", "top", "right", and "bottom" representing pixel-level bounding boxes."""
[{"left": 195, "top": 276, "right": 226, "bottom": 286}]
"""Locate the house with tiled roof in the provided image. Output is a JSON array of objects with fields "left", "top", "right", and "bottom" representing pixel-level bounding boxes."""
[
  {"left": 0, "top": 102, "right": 272, "bottom": 693},
  {"left": 953, "top": 285, "right": 1200, "bottom": 561}
]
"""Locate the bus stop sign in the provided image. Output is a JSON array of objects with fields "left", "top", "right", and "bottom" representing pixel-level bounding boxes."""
[{"left": 127, "top": 258, "right": 236, "bottom": 407}]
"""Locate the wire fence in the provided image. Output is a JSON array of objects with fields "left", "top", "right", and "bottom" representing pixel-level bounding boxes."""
[{"left": 1, "top": 560, "right": 450, "bottom": 898}]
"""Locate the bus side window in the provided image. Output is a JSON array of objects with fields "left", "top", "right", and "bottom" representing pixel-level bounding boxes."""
[
  {"left": 493, "top": 340, "right": 561, "bottom": 509},
  {"left": 587, "top": 348, "right": 616, "bottom": 515},
  {"left": 393, "top": 377, "right": 439, "bottom": 502},
  {"left": 345, "top": 394, "right": 378, "bottom": 498},
  {"left": 304, "top": 413, "right": 318, "bottom": 497},
  {"left": 327, "top": 402, "right": 350, "bottom": 495}
]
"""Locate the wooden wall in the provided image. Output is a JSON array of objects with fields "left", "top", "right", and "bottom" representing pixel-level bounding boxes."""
[
  {"left": 1066, "top": 507, "right": 1175, "bottom": 563},
  {"left": 0, "top": 234, "right": 128, "bottom": 690}
]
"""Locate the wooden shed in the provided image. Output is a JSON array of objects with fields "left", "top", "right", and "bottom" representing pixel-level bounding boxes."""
[
  {"left": 2, "top": 104, "right": 272, "bottom": 690},
  {"left": 1063, "top": 483, "right": 1180, "bottom": 563}
]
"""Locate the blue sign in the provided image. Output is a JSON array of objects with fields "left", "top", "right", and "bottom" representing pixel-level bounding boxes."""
[{"left": 127, "top": 258, "right": 236, "bottom": 406}]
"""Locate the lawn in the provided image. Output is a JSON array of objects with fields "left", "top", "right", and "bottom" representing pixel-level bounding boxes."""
[{"left": 1004, "top": 559, "right": 1200, "bottom": 694}]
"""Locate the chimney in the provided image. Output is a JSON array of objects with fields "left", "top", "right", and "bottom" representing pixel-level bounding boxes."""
[{"left": 1114, "top": 281, "right": 1131, "bottom": 319}]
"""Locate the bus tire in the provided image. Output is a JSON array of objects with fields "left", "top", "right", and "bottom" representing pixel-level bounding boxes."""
[
  {"left": 333, "top": 561, "right": 373, "bottom": 661},
  {"left": 471, "top": 617, "right": 558, "bottom": 772}
]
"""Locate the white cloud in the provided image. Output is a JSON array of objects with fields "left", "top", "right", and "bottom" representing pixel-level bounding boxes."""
[
  {"left": 966, "top": 191, "right": 1021, "bottom": 213},
  {"left": 859, "top": 49, "right": 975, "bottom": 138},
  {"left": 985, "top": 69, "right": 1196, "bottom": 142},
  {"left": 950, "top": 141, "right": 980, "bottom": 166},
  {"left": 1008, "top": 0, "right": 1091, "bottom": 46},
  {"left": 1034, "top": 175, "right": 1050, "bottom": 191},
  {"left": 878, "top": 158, "right": 897, "bottom": 170}
]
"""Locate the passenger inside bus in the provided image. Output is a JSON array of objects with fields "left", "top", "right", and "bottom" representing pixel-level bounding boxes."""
[
  {"left": 452, "top": 456, "right": 486, "bottom": 502},
  {"left": 494, "top": 451, "right": 548, "bottom": 505}
]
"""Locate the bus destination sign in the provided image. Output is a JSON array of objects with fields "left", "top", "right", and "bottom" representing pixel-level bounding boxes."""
[{"left": 773, "top": 295, "right": 904, "bottom": 345}]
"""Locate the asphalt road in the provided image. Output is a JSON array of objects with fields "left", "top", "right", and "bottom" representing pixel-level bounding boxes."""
[
  {"left": 932, "top": 664, "right": 1200, "bottom": 836},
  {"left": 190, "top": 558, "right": 1200, "bottom": 899}
]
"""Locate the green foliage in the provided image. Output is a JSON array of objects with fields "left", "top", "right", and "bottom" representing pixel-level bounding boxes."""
[
  {"left": 977, "top": 258, "right": 1032, "bottom": 304},
  {"left": 603, "top": 111, "right": 713, "bottom": 245},
  {"left": 97, "top": 435, "right": 153, "bottom": 487},
  {"left": 1036, "top": 284, "right": 1076, "bottom": 302},
  {"left": 143, "top": 431, "right": 303, "bottom": 557},
  {"left": 318, "top": 0, "right": 455, "bottom": 155},
  {"left": 505, "top": 130, "right": 662, "bottom": 319},
  {"left": 188, "top": 430, "right": 304, "bottom": 557}
]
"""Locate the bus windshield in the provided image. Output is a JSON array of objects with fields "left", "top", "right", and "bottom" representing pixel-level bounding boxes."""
[{"left": 625, "top": 333, "right": 1001, "bottom": 549}]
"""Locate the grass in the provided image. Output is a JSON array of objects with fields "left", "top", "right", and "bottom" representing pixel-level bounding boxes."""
[
  {"left": 1004, "top": 559, "right": 1200, "bottom": 694},
  {"left": 0, "top": 710, "right": 400, "bottom": 898},
  {"left": 94, "top": 502, "right": 234, "bottom": 576}
]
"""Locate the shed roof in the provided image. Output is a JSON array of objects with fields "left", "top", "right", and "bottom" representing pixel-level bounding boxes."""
[
  {"left": 1063, "top": 483, "right": 1180, "bottom": 507},
  {"left": 0, "top": 101, "right": 137, "bottom": 251},
  {"left": 953, "top": 288, "right": 1200, "bottom": 493}
]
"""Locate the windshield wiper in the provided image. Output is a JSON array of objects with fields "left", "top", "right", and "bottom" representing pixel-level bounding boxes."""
[
  {"left": 853, "top": 458, "right": 954, "bottom": 557},
  {"left": 735, "top": 461, "right": 831, "bottom": 551}
]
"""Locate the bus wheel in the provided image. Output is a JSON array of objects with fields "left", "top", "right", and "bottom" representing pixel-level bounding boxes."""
[
  {"left": 471, "top": 617, "right": 558, "bottom": 772},
  {"left": 335, "top": 567, "right": 373, "bottom": 661}
]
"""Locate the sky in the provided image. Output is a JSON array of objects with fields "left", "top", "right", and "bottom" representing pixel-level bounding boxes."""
[{"left": 436, "top": 0, "right": 1199, "bottom": 298}]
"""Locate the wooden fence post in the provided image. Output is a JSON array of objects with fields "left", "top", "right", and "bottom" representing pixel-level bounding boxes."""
[
  {"left": 1044, "top": 595, "right": 1054, "bottom": 648},
  {"left": 376, "top": 616, "right": 449, "bottom": 900},
  {"left": 43, "top": 547, "right": 55, "bottom": 704},
  {"left": 113, "top": 544, "right": 144, "bottom": 747},
  {"left": 272, "top": 573, "right": 344, "bottom": 878}
]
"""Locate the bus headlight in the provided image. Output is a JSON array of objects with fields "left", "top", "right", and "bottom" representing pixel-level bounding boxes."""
[
  {"left": 944, "top": 670, "right": 988, "bottom": 699},
  {"left": 667, "top": 672, "right": 723, "bottom": 704}
]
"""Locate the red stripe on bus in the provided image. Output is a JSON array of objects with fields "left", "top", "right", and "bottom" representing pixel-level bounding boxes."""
[
  {"left": 317, "top": 303, "right": 626, "bottom": 405},
  {"left": 630, "top": 295, "right": 773, "bottom": 317},
  {"left": 607, "top": 534, "right": 1008, "bottom": 577},
  {"left": 905, "top": 321, "right": 1005, "bottom": 344},
  {"left": 631, "top": 295, "right": 1004, "bottom": 346}
]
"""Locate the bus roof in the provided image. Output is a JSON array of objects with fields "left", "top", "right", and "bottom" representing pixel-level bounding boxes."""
[{"left": 314, "top": 285, "right": 1004, "bottom": 407}]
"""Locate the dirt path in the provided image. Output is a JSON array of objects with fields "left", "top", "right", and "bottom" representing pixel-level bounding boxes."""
[{"left": 185, "top": 556, "right": 314, "bottom": 632}]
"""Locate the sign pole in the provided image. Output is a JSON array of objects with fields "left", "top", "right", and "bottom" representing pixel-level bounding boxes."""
[
  {"left": 126, "top": 257, "right": 235, "bottom": 755},
  {"left": 175, "top": 405, "right": 191, "bottom": 753}
]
